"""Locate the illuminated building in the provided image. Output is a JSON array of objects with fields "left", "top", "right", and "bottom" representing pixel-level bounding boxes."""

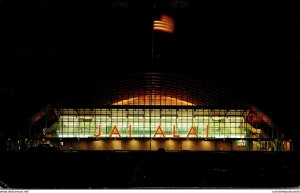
[{"left": 31, "top": 73, "right": 292, "bottom": 151}]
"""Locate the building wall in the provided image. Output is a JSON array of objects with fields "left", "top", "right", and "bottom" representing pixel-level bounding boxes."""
[
  {"left": 2, "top": 138, "right": 291, "bottom": 152},
  {"left": 232, "top": 140, "right": 249, "bottom": 151},
  {"left": 58, "top": 139, "right": 228, "bottom": 151},
  {"left": 199, "top": 141, "right": 215, "bottom": 151},
  {"left": 215, "top": 141, "right": 232, "bottom": 151}
]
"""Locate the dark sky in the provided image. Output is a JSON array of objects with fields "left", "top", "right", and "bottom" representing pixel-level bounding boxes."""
[{"left": 0, "top": 0, "right": 299, "bottom": 145}]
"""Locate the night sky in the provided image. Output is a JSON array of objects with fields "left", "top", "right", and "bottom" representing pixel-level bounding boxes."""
[{"left": 0, "top": 0, "right": 299, "bottom": 149}]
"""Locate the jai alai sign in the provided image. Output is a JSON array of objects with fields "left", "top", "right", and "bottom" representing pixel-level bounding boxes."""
[{"left": 93, "top": 124, "right": 209, "bottom": 140}]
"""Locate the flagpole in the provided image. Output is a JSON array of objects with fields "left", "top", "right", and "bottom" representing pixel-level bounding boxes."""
[{"left": 149, "top": 1, "right": 157, "bottom": 152}]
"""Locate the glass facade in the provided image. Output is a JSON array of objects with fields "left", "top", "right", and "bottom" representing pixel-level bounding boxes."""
[{"left": 46, "top": 108, "right": 273, "bottom": 140}]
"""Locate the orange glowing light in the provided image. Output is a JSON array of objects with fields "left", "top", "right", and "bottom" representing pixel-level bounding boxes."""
[
  {"left": 112, "top": 95, "right": 194, "bottom": 106},
  {"left": 154, "top": 14, "right": 175, "bottom": 33}
]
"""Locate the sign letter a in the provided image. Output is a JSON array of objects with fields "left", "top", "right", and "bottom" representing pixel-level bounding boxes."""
[
  {"left": 187, "top": 125, "right": 198, "bottom": 138},
  {"left": 109, "top": 125, "right": 121, "bottom": 138},
  {"left": 153, "top": 125, "right": 166, "bottom": 138}
]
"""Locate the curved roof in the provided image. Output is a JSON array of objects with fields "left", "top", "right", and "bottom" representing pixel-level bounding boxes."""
[{"left": 57, "top": 72, "right": 250, "bottom": 108}]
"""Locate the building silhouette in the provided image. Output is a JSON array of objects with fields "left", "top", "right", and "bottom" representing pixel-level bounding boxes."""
[{"left": 29, "top": 73, "right": 292, "bottom": 152}]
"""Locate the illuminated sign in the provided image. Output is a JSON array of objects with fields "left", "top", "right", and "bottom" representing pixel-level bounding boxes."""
[{"left": 91, "top": 124, "right": 208, "bottom": 139}]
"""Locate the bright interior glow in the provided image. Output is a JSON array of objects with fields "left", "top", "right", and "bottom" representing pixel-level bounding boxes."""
[
  {"left": 112, "top": 95, "right": 194, "bottom": 106},
  {"left": 52, "top": 108, "right": 260, "bottom": 139}
]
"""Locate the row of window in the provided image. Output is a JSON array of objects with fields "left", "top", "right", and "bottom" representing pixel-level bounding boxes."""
[
  {"left": 53, "top": 116, "right": 256, "bottom": 138},
  {"left": 44, "top": 108, "right": 274, "bottom": 138},
  {"left": 58, "top": 108, "right": 248, "bottom": 117}
]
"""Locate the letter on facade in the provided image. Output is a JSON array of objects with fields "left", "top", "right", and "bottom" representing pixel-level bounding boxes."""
[
  {"left": 187, "top": 125, "right": 198, "bottom": 138},
  {"left": 94, "top": 124, "right": 102, "bottom": 140},
  {"left": 173, "top": 125, "right": 180, "bottom": 138},
  {"left": 153, "top": 125, "right": 166, "bottom": 138},
  {"left": 109, "top": 125, "right": 121, "bottom": 138}
]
